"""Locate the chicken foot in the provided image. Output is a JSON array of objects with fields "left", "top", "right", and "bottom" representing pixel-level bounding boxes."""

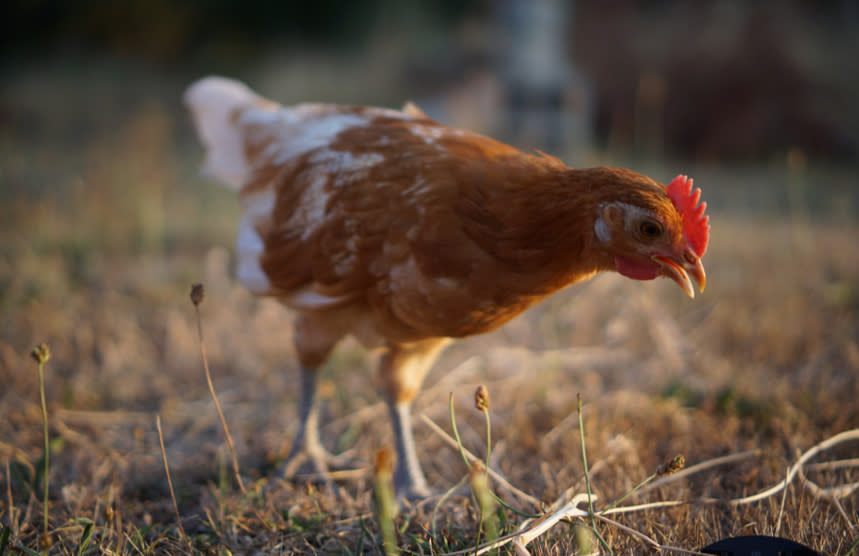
[{"left": 280, "top": 366, "right": 355, "bottom": 481}]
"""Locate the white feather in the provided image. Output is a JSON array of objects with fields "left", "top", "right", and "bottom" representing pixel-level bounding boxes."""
[
  {"left": 594, "top": 216, "right": 611, "bottom": 242},
  {"left": 234, "top": 189, "right": 275, "bottom": 293},
  {"left": 184, "top": 76, "right": 265, "bottom": 190},
  {"left": 595, "top": 202, "right": 659, "bottom": 243},
  {"left": 267, "top": 110, "right": 369, "bottom": 165}
]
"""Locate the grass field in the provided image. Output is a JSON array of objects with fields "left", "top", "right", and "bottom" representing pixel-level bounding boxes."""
[{"left": 1, "top": 62, "right": 858, "bottom": 554}]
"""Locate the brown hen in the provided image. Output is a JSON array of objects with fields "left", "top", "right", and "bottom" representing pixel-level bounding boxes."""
[{"left": 185, "top": 77, "right": 709, "bottom": 498}]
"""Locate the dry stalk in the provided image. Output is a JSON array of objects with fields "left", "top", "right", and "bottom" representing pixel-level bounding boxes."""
[
  {"left": 806, "top": 457, "right": 859, "bottom": 472},
  {"left": 775, "top": 463, "right": 790, "bottom": 536},
  {"left": 511, "top": 493, "right": 592, "bottom": 551},
  {"left": 576, "top": 393, "right": 609, "bottom": 553},
  {"left": 801, "top": 476, "right": 859, "bottom": 500},
  {"left": 31, "top": 343, "right": 52, "bottom": 553},
  {"left": 190, "top": 283, "right": 246, "bottom": 493},
  {"left": 155, "top": 414, "right": 191, "bottom": 552},
  {"left": 5, "top": 461, "right": 17, "bottom": 538}
]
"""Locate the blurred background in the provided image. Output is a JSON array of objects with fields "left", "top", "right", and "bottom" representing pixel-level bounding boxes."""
[
  {"left": 3, "top": 0, "right": 858, "bottom": 221},
  {"left": 1, "top": 3, "right": 858, "bottom": 551},
  {"left": 5, "top": 0, "right": 859, "bottom": 154},
  {"left": 2, "top": 0, "right": 858, "bottom": 239}
]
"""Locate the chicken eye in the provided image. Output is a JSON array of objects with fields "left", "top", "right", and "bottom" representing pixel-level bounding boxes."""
[{"left": 638, "top": 220, "right": 663, "bottom": 239}]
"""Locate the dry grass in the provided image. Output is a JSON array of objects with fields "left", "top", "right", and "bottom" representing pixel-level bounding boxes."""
[{"left": 1, "top": 64, "right": 858, "bottom": 554}]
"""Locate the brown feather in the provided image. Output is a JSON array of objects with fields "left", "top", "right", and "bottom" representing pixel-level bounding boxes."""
[{"left": 228, "top": 106, "right": 680, "bottom": 341}]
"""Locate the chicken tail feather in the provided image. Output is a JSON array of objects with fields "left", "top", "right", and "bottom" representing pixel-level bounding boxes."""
[{"left": 184, "top": 76, "right": 270, "bottom": 190}]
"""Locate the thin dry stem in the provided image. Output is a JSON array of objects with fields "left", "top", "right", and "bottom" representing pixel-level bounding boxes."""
[
  {"left": 5, "top": 461, "right": 17, "bottom": 538},
  {"left": 806, "top": 457, "right": 859, "bottom": 471},
  {"left": 192, "top": 295, "right": 246, "bottom": 494},
  {"left": 155, "top": 415, "right": 191, "bottom": 552},
  {"left": 577, "top": 393, "right": 608, "bottom": 553},
  {"left": 33, "top": 343, "right": 51, "bottom": 550},
  {"left": 775, "top": 463, "right": 789, "bottom": 536}
]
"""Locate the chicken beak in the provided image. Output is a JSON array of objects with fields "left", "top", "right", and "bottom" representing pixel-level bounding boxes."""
[
  {"left": 687, "top": 256, "right": 707, "bottom": 293},
  {"left": 653, "top": 254, "right": 707, "bottom": 298}
]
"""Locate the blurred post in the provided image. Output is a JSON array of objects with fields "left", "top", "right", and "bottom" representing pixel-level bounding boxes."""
[{"left": 497, "top": 0, "right": 592, "bottom": 155}]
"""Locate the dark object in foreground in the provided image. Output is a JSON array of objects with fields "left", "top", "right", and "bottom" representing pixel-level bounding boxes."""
[{"left": 701, "top": 535, "right": 821, "bottom": 556}]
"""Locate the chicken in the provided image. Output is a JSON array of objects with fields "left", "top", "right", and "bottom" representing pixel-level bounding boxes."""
[{"left": 184, "top": 76, "right": 709, "bottom": 498}]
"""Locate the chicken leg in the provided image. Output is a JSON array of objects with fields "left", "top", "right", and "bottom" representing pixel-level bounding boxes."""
[
  {"left": 280, "top": 366, "right": 353, "bottom": 479},
  {"left": 280, "top": 313, "right": 353, "bottom": 482},
  {"left": 378, "top": 339, "right": 451, "bottom": 499}
]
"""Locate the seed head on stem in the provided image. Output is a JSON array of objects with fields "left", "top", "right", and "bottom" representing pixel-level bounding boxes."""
[
  {"left": 657, "top": 455, "right": 686, "bottom": 477},
  {"left": 475, "top": 384, "right": 490, "bottom": 412},
  {"left": 190, "top": 283, "right": 205, "bottom": 306}
]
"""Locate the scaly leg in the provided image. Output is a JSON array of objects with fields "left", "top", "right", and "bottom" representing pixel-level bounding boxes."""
[
  {"left": 281, "top": 311, "right": 353, "bottom": 481},
  {"left": 387, "top": 397, "right": 429, "bottom": 498},
  {"left": 280, "top": 366, "right": 349, "bottom": 479},
  {"left": 378, "top": 339, "right": 451, "bottom": 499}
]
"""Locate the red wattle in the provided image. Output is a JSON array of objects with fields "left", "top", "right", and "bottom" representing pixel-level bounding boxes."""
[{"left": 614, "top": 256, "right": 660, "bottom": 281}]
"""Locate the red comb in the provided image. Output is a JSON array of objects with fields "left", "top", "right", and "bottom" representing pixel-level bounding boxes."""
[{"left": 666, "top": 175, "right": 709, "bottom": 257}]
